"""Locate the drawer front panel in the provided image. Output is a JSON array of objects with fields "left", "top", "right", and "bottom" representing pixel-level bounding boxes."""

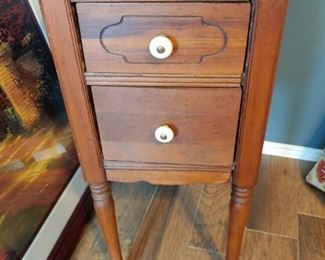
[
  {"left": 77, "top": 3, "right": 250, "bottom": 76},
  {"left": 92, "top": 86, "right": 241, "bottom": 167}
]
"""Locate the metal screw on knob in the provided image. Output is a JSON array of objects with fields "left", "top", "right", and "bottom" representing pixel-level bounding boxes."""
[
  {"left": 157, "top": 45, "right": 165, "bottom": 54},
  {"left": 160, "top": 133, "right": 168, "bottom": 140},
  {"left": 149, "top": 35, "right": 173, "bottom": 59}
]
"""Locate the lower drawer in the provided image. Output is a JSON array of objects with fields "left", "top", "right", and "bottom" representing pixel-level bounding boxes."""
[{"left": 92, "top": 86, "right": 241, "bottom": 170}]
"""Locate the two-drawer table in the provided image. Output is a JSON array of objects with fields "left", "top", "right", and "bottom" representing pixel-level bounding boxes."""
[{"left": 40, "top": 0, "right": 288, "bottom": 259}]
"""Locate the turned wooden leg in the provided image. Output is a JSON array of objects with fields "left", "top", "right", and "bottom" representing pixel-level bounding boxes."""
[
  {"left": 90, "top": 182, "right": 122, "bottom": 260},
  {"left": 226, "top": 185, "right": 253, "bottom": 260}
]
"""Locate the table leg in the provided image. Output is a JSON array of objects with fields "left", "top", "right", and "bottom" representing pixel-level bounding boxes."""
[
  {"left": 226, "top": 185, "right": 253, "bottom": 260},
  {"left": 90, "top": 182, "right": 122, "bottom": 260}
]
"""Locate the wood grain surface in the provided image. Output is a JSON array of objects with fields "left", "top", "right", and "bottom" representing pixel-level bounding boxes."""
[
  {"left": 189, "top": 184, "right": 231, "bottom": 254},
  {"left": 241, "top": 230, "right": 297, "bottom": 260},
  {"left": 248, "top": 156, "right": 324, "bottom": 238},
  {"left": 39, "top": 0, "right": 105, "bottom": 184},
  {"left": 92, "top": 86, "right": 241, "bottom": 168},
  {"left": 85, "top": 72, "right": 242, "bottom": 88},
  {"left": 73, "top": 0, "right": 249, "bottom": 2},
  {"left": 298, "top": 214, "right": 325, "bottom": 260},
  {"left": 106, "top": 169, "right": 231, "bottom": 185},
  {"left": 127, "top": 186, "right": 178, "bottom": 259},
  {"left": 128, "top": 184, "right": 205, "bottom": 260},
  {"left": 248, "top": 156, "right": 300, "bottom": 238},
  {"left": 104, "top": 160, "right": 231, "bottom": 171},
  {"left": 42, "top": 0, "right": 290, "bottom": 258},
  {"left": 72, "top": 156, "right": 325, "bottom": 260},
  {"left": 89, "top": 183, "right": 122, "bottom": 259},
  {"left": 296, "top": 162, "right": 325, "bottom": 218},
  {"left": 77, "top": 3, "right": 250, "bottom": 76},
  {"left": 72, "top": 182, "right": 156, "bottom": 260},
  {"left": 225, "top": 1, "right": 288, "bottom": 258},
  {"left": 234, "top": 0, "right": 289, "bottom": 187}
]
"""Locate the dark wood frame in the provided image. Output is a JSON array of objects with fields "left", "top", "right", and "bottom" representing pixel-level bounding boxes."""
[
  {"left": 39, "top": 0, "right": 288, "bottom": 259},
  {"left": 48, "top": 189, "right": 93, "bottom": 260}
]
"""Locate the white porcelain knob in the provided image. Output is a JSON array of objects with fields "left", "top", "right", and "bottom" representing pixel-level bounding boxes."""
[
  {"left": 154, "top": 125, "right": 174, "bottom": 143},
  {"left": 149, "top": 35, "right": 173, "bottom": 59}
]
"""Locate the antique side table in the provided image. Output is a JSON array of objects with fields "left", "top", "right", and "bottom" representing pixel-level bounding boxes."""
[{"left": 40, "top": 0, "right": 288, "bottom": 259}]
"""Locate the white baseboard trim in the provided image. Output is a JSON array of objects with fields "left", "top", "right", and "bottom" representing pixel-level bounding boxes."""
[
  {"left": 23, "top": 167, "right": 87, "bottom": 260},
  {"left": 262, "top": 141, "right": 323, "bottom": 162}
]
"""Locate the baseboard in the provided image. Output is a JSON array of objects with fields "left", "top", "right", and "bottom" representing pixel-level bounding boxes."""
[
  {"left": 262, "top": 141, "right": 323, "bottom": 162},
  {"left": 23, "top": 168, "right": 88, "bottom": 260}
]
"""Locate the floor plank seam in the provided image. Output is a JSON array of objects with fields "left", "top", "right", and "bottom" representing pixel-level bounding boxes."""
[
  {"left": 297, "top": 211, "right": 325, "bottom": 220},
  {"left": 126, "top": 185, "right": 158, "bottom": 259},
  {"left": 187, "top": 244, "right": 226, "bottom": 256},
  {"left": 296, "top": 212, "right": 300, "bottom": 260},
  {"left": 241, "top": 227, "right": 247, "bottom": 256},
  {"left": 186, "top": 184, "right": 205, "bottom": 248},
  {"left": 298, "top": 213, "right": 325, "bottom": 260},
  {"left": 245, "top": 227, "right": 297, "bottom": 240}
]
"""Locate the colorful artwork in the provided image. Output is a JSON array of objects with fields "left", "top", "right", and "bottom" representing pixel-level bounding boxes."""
[
  {"left": 0, "top": 0, "right": 79, "bottom": 258},
  {"left": 306, "top": 150, "right": 325, "bottom": 192}
]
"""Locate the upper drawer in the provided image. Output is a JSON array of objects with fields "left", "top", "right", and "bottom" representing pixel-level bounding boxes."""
[{"left": 76, "top": 3, "right": 250, "bottom": 76}]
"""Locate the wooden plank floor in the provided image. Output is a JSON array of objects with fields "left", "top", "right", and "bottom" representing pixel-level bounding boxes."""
[
  {"left": 72, "top": 182, "right": 156, "bottom": 260},
  {"left": 298, "top": 214, "right": 325, "bottom": 260},
  {"left": 247, "top": 156, "right": 325, "bottom": 238},
  {"left": 72, "top": 155, "right": 325, "bottom": 259}
]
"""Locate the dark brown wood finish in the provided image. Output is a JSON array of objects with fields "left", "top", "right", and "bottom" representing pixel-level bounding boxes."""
[
  {"left": 106, "top": 169, "right": 231, "bottom": 185},
  {"left": 104, "top": 161, "right": 232, "bottom": 171},
  {"left": 235, "top": 0, "right": 289, "bottom": 187},
  {"left": 85, "top": 73, "right": 242, "bottom": 88},
  {"left": 39, "top": 1, "right": 122, "bottom": 259},
  {"left": 89, "top": 183, "right": 122, "bottom": 260},
  {"left": 227, "top": 0, "right": 289, "bottom": 259},
  {"left": 76, "top": 3, "right": 250, "bottom": 76},
  {"left": 48, "top": 189, "right": 93, "bottom": 260},
  {"left": 40, "top": 1, "right": 288, "bottom": 259},
  {"left": 92, "top": 86, "right": 241, "bottom": 168},
  {"left": 38, "top": 1, "right": 104, "bottom": 184},
  {"left": 73, "top": 0, "right": 249, "bottom": 2}
]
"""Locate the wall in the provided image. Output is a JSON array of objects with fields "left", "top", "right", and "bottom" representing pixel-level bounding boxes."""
[{"left": 266, "top": 0, "right": 325, "bottom": 149}]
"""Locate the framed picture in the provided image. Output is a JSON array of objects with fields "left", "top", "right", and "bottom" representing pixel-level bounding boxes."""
[{"left": 0, "top": 0, "right": 79, "bottom": 258}]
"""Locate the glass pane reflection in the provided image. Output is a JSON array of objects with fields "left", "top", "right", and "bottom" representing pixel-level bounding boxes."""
[{"left": 0, "top": 0, "right": 79, "bottom": 257}]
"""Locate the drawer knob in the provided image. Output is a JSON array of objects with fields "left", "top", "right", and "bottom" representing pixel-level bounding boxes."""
[
  {"left": 149, "top": 35, "right": 173, "bottom": 59},
  {"left": 154, "top": 125, "right": 174, "bottom": 143}
]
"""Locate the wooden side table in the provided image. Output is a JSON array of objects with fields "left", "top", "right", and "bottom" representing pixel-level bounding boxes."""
[{"left": 39, "top": 0, "right": 288, "bottom": 259}]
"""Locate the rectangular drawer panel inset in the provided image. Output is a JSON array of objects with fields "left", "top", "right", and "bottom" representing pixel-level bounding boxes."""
[
  {"left": 77, "top": 3, "right": 250, "bottom": 76},
  {"left": 92, "top": 86, "right": 241, "bottom": 168}
]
